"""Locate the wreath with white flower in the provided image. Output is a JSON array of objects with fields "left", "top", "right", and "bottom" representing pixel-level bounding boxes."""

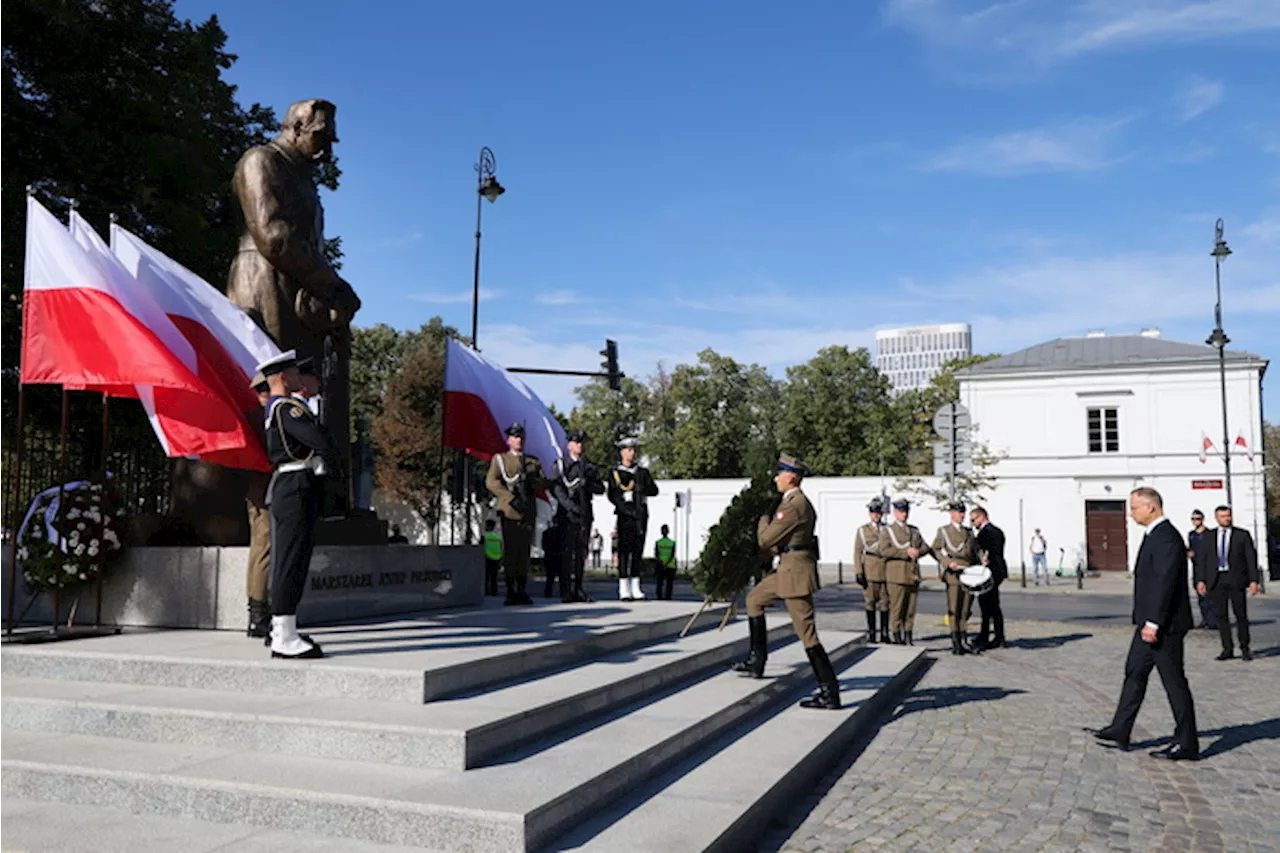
[{"left": 16, "top": 479, "right": 127, "bottom": 591}]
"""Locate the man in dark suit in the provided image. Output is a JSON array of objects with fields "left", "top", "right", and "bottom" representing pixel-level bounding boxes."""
[
  {"left": 1088, "top": 487, "right": 1199, "bottom": 761},
  {"left": 1195, "top": 505, "right": 1260, "bottom": 662},
  {"left": 969, "top": 506, "right": 1007, "bottom": 650},
  {"left": 1186, "top": 510, "right": 1217, "bottom": 630}
]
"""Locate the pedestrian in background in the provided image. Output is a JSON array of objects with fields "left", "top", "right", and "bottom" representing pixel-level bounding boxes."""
[
  {"left": 1030, "top": 528, "right": 1049, "bottom": 585},
  {"left": 1186, "top": 510, "right": 1217, "bottom": 630}
]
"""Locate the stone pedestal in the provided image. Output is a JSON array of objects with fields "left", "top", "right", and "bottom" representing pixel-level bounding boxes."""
[{"left": 2, "top": 545, "right": 483, "bottom": 630}]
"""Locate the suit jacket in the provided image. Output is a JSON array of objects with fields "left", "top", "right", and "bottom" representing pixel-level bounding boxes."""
[
  {"left": 854, "top": 522, "right": 887, "bottom": 583},
  {"left": 757, "top": 488, "right": 818, "bottom": 598},
  {"left": 877, "top": 522, "right": 931, "bottom": 586},
  {"left": 485, "top": 451, "right": 545, "bottom": 525},
  {"left": 1133, "top": 518, "right": 1193, "bottom": 635},
  {"left": 974, "top": 523, "right": 1008, "bottom": 583},
  {"left": 1194, "top": 525, "right": 1260, "bottom": 591}
]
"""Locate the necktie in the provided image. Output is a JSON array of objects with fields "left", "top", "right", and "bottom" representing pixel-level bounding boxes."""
[{"left": 1218, "top": 529, "right": 1227, "bottom": 570}]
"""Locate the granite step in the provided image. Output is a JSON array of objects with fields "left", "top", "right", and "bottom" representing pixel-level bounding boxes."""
[
  {"left": 1, "top": 632, "right": 865, "bottom": 853},
  {"left": 1, "top": 798, "right": 445, "bottom": 853},
  {"left": 0, "top": 600, "right": 728, "bottom": 704},
  {"left": 2, "top": 616, "right": 800, "bottom": 770},
  {"left": 547, "top": 644, "right": 928, "bottom": 852}
]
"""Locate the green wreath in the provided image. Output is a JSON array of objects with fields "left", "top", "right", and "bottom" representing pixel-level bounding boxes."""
[
  {"left": 16, "top": 480, "right": 126, "bottom": 591},
  {"left": 689, "top": 472, "right": 780, "bottom": 600}
]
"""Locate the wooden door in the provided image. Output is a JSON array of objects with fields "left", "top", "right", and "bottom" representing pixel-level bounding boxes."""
[{"left": 1085, "top": 500, "right": 1129, "bottom": 572}]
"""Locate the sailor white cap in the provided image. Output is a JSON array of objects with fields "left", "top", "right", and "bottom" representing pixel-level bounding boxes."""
[{"left": 255, "top": 350, "right": 297, "bottom": 378}]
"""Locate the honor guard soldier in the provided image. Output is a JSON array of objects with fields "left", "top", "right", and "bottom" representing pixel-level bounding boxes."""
[
  {"left": 932, "top": 502, "right": 980, "bottom": 655},
  {"left": 550, "top": 429, "right": 605, "bottom": 603},
  {"left": 654, "top": 525, "right": 678, "bottom": 600},
  {"left": 259, "top": 350, "right": 338, "bottom": 659},
  {"left": 485, "top": 423, "right": 546, "bottom": 605},
  {"left": 608, "top": 437, "right": 659, "bottom": 601},
  {"left": 731, "top": 455, "right": 840, "bottom": 709},
  {"left": 244, "top": 371, "right": 273, "bottom": 639},
  {"left": 854, "top": 499, "right": 890, "bottom": 644},
  {"left": 879, "top": 498, "right": 932, "bottom": 645}
]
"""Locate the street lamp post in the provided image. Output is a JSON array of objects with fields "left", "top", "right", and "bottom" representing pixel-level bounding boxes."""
[
  {"left": 471, "top": 146, "right": 505, "bottom": 350},
  {"left": 1207, "top": 218, "right": 1233, "bottom": 506}
]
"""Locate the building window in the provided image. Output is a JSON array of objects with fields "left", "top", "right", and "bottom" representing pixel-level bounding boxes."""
[{"left": 1087, "top": 407, "right": 1119, "bottom": 454}]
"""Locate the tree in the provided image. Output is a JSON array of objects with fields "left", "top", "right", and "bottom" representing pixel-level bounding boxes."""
[
  {"left": 350, "top": 319, "right": 457, "bottom": 439},
  {"left": 892, "top": 426, "right": 1005, "bottom": 511},
  {"left": 369, "top": 320, "right": 460, "bottom": 538},
  {"left": 567, "top": 376, "right": 646, "bottom": 465},
  {"left": 778, "top": 346, "right": 899, "bottom": 476},
  {"left": 893, "top": 353, "right": 1002, "bottom": 474},
  {"left": 1264, "top": 420, "right": 1278, "bottom": 521},
  {"left": 665, "top": 349, "right": 775, "bottom": 479}
]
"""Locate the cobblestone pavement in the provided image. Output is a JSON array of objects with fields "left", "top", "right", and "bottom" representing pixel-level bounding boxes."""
[{"left": 761, "top": 599, "right": 1280, "bottom": 853}]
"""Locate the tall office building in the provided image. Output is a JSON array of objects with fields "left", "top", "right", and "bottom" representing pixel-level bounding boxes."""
[{"left": 875, "top": 323, "right": 972, "bottom": 394}]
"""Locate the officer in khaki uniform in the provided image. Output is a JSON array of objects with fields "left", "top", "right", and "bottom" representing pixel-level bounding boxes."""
[
  {"left": 731, "top": 455, "right": 841, "bottom": 710},
  {"left": 932, "top": 501, "right": 980, "bottom": 655},
  {"left": 879, "top": 498, "right": 932, "bottom": 645},
  {"left": 854, "top": 499, "right": 890, "bottom": 644},
  {"left": 484, "top": 423, "right": 546, "bottom": 606},
  {"left": 244, "top": 371, "right": 273, "bottom": 639}
]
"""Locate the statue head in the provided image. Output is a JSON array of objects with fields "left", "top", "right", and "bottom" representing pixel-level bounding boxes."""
[{"left": 279, "top": 99, "right": 338, "bottom": 163}]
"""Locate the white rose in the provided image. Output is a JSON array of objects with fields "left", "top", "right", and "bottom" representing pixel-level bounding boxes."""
[
  {"left": 68, "top": 509, "right": 81, "bottom": 520},
  {"left": 79, "top": 573, "right": 87, "bottom": 580},
  {"left": 88, "top": 546, "right": 99, "bottom": 557},
  {"left": 90, "top": 538, "right": 100, "bottom": 548},
  {"left": 64, "top": 564, "right": 76, "bottom": 574},
  {"left": 74, "top": 544, "right": 86, "bottom": 556},
  {"left": 18, "top": 547, "right": 29, "bottom": 560},
  {"left": 31, "top": 529, "right": 43, "bottom": 540}
]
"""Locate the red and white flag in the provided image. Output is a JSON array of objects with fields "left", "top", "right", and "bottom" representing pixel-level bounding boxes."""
[
  {"left": 20, "top": 196, "right": 259, "bottom": 465},
  {"left": 1199, "top": 432, "right": 1215, "bottom": 464},
  {"left": 442, "top": 338, "right": 566, "bottom": 477},
  {"left": 1234, "top": 431, "right": 1254, "bottom": 462}
]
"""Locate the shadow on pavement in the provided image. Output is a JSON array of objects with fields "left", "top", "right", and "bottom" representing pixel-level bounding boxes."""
[
  {"left": 889, "top": 685, "right": 1027, "bottom": 720},
  {"left": 1201, "top": 717, "right": 1280, "bottom": 759},
  {"left": 1001, "top": 632, "right": 1092, "bottom": 650}
]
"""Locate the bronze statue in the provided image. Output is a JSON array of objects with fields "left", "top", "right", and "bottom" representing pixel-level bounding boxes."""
[{"left": 169, "top": 100, "right": 361, "bottom": 545}]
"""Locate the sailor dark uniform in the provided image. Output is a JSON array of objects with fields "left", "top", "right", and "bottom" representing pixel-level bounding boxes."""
[
  {"left": 265, "top": 394, "right": 335, "bottom": 624},
  {"left": 550, "top": 437, "right": 605, "bottom": 603},
  {"left": 607, "top": 444, "right": 659, "bottom": 600}
]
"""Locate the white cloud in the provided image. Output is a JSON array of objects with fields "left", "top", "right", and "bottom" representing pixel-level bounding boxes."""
[
  {"left": 924, "top": 117, "right": 1131, "bottom": 175},
  {"left": 884, "top": 0, "right": 1280, "bottom": 63},
  {"left": 1176, "top": 77, "right": 1224, "bottom": 122},
  {"left": 1243, "top": 213, "right": 1280, "bottom": 244},
  {"left": 535, "top": 289, "right": 586, "bottom": 305},
  {"left": 378, "top": 231, "right": 424, "bottom": 248},
  {"left": 408, "top": 288, "right": 499, "bottom": 304}
]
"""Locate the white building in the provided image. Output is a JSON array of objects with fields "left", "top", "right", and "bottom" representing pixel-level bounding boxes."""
[{"left": 876, "top": 323, "right": 971, "bottom": 394}]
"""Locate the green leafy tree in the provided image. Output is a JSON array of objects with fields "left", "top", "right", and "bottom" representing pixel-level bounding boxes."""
[
  {"left": 893, "top": 426, "right": 1005, "bottom": 511},
  {"left": 666, "top": 349, "right": 774, "bottom": 479},
  {"left": 690, "top": 473, "right": 779, "bottom": 599},
  {"left": 779, "top": 345, "right": 899, "bottom": 476},
  {"left": 567, "top": 376, "right": 646, "bottom": 464}
]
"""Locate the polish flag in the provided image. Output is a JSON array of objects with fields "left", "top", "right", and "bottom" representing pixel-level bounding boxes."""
[
  {"left": 442, "top": 338, "right": 566, "bottom": 477},
  {"left": 1199, "top": 432, "right": 1215, "bottom": 464},
  {"left": 1234, "top": 431, "right": 1253, "bottom": 462},
  {"left": 20, "top": 196, "right": 259, "bottom": 465}
]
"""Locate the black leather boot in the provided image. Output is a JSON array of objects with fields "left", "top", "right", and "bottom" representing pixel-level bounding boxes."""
[
  {"left": 731, "top": 615, "right": 767, "bottom": 678},
  {"left": 503, "top": 572, "right": 518, "bottom": 606},
  {"left": 799, "top": 645, "right": 842, "bottom": 710},
  {"left": 516, "top": 574, "right": 535, "bottom": 605},
  {"left": 865, "top": 610, "right": 878, "bottom": 642},
  {"left": 960, "top": 632, "right": 981, "bottom": 654},
  {"left": 949, "top": 633, "right": 962, "bottom": 655},
  {"left": 892, "top": 629, "right": 904, "bottom": 645},
  {"left": 905, "top": 630, "right": 914, "bottom": 646},
  {"left": 247, "top": 598, "right": 271, "bottom": 639},
  {"left": 879, "top": 612, "right": 891, "bottom": 644},
  {"left": 993, "top": 614, "right": 1005, "bottom": 648}
]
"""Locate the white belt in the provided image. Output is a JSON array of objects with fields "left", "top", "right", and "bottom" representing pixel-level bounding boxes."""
[{"left": 277, "top": 461, "right": 311, "bottom": 474}]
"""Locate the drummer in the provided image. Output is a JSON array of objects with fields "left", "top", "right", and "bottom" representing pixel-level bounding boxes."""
[{"left": 931, "top": 501, "right": 980, "bottom": 655}]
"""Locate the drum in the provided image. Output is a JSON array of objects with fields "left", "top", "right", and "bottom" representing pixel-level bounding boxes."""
[{"left": 959, "top": 565, "right": 994, "bottom": 596}]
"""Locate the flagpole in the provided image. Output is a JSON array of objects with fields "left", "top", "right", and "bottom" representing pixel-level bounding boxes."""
[{"left": 6, "top": 190, "right": 38, "bottom": 634}]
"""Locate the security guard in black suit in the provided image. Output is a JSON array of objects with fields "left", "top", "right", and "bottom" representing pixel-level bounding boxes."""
[{"left": 259, "top": 350, "right": 339, "bottom": 660}]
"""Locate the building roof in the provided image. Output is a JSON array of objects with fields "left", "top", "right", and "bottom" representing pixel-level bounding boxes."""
[{"left": 960, "top": 334, "right": 1265, "bottom": 376}]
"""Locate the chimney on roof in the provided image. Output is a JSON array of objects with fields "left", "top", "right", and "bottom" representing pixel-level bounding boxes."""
[
  {"left": 1085, "top": 330, "right": 1106, "bottom": 338},
  {"left": 1140, "top": 327, "right": 1161, "bottom": 338}
]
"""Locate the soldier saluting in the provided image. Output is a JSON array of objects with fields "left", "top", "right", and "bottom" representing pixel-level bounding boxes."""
[
  {"left": 854, "top": 499, "right": 890, "bottom": 644},
  {"left": 879, "top": 498, "right": 932, "bottom": 646},
  {"left": 258, "top": 350, "right": 339, "bottom": 660},
  {"left": 608, "top": 437, "right": 659, "bottom": 601},
  {"left": 485, "top": 423, "right": 546, "bottom": 606},
  {"left": 932, "top": 501, "right": 980, "bottom": 655}
]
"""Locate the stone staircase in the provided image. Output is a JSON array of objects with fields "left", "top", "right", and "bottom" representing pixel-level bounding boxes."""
[{"left": 2, "top": 600, "right": 925, "bottom": 852}]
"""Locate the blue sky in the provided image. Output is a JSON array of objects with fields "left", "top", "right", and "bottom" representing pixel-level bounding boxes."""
[{"left": 177, "top": 0, "right": 1280, "bottom": 414}]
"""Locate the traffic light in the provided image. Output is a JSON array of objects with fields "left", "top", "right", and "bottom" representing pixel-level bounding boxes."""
[{"left": 600, "top": 338, "right": 621, "bottom": 392}]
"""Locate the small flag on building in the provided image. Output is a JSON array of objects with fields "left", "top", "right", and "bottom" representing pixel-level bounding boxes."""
[
  {"left": 1199, "top": 432, "right": 1215, "bottom": 464},
  {"left": 1234, "top": 431, "right": 1253, "bottom": 462}
]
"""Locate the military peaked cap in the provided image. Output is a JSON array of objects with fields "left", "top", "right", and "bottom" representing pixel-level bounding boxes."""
[
  {"left": 948, "top": 501, "right": 966, "bottom": 512},
  {"left": 617, "top": 437, "right": 641, "bottom": 449},
  {"left": 255, "top": 350, "right": 297, "bottom": 378},
  {"left": 565, "top": 429, "right": 587, "bottom": 443},
  {"left": 892, "top": 498, "right": 911, "bottom": 511},
  {"left": 505, "top": 423, "right": 526, "bottom": 438},
  {"left": 776, "top": 454, "right": 810, "bottom": 477}
]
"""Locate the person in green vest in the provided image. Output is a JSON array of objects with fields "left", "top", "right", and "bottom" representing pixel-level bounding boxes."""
[
  {"left": 482, "top": 518, "right": 503, "bottom": 597},
  {"left": 654, "top": 524, "right": 678, "bottom": 600}
]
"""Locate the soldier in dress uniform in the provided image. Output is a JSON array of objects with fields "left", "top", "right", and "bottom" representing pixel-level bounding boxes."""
[
  {"left": 550, "top": 429, "right": 605, "bottom": 603},
  {"left": 730, "top": 455, "right": 840, "bottom": 709},
  {"left": 608, "top": 437, "right": 659, "bottom": 601},
  {"left": 879, "top": 498, "right": 933, "bottom": 646},
  {"left": 932, "top": 501, "right": 980, "bottom": 655},
  {"left": 259, "top": 350, "right": 339, "bottom": 660},
  {"left": 854, "top": 499, "right": 890, "bottom": 644},
  {"left": 244, "top": 371, "right": 273, "bottom": 639},
  {"left": 485, "top": 423, "right": 545, "bottom": 606}
]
